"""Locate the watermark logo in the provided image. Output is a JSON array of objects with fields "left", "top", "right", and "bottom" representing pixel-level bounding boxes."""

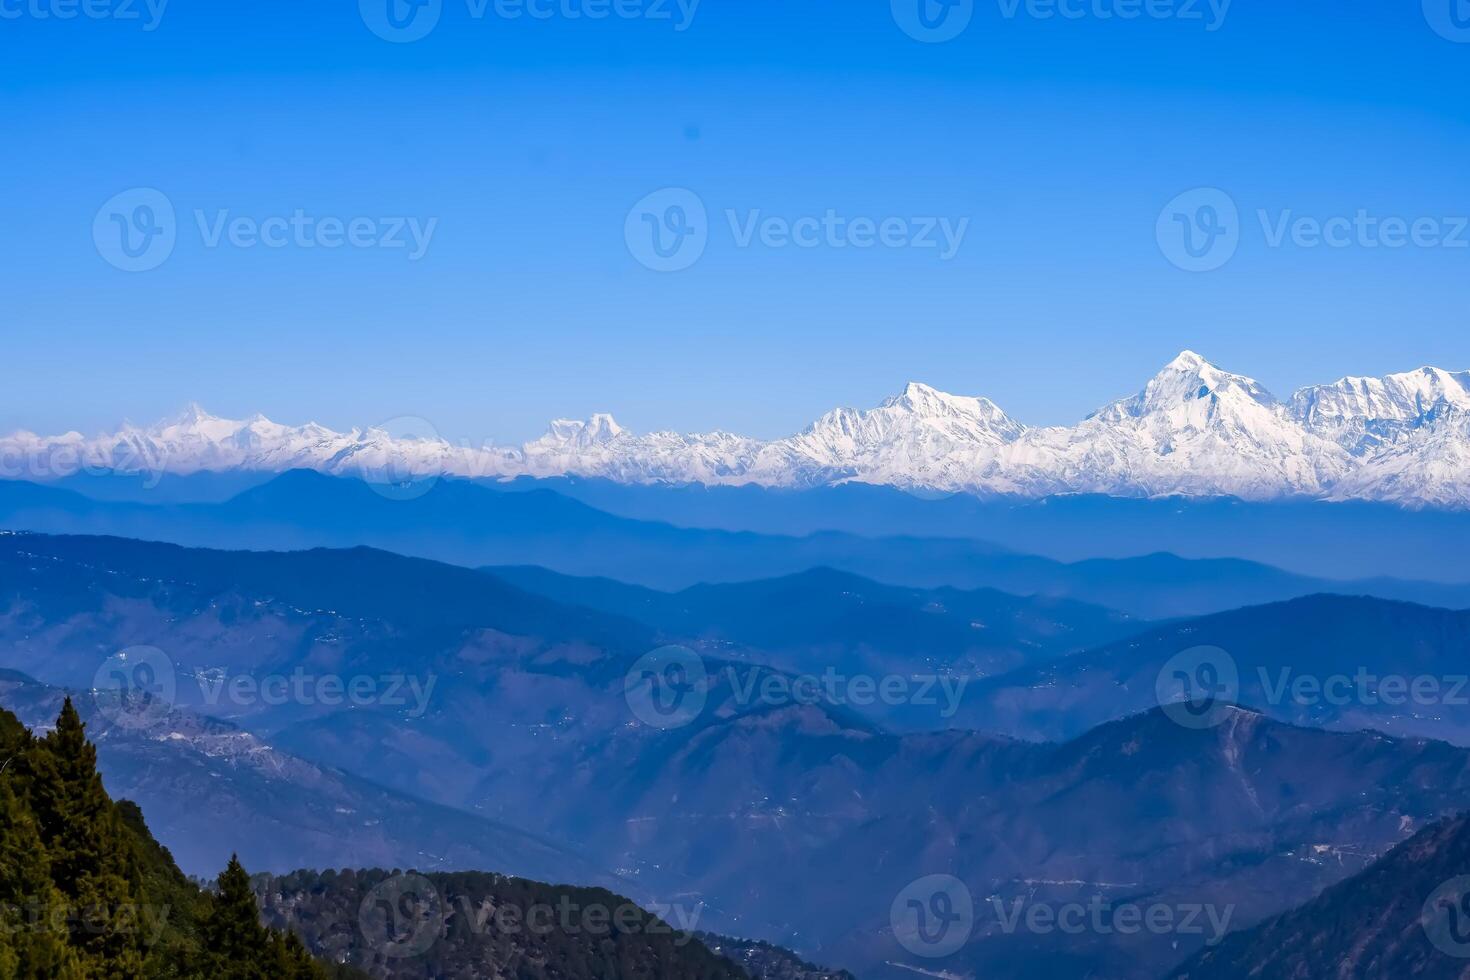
[
  {"left": 891, "top": 875, "right": 974, "bottom": 958},
  {"left": 478, "top": 0, "right": 700, "bottom": 28},
  {"left": 1156, "top": 645, "right": 1239, "bottom": 729},
  {"left": 360, "top": 873, "right": 444, "bottom": 959},
  {"left": 725, "top": 666, "right": 969, "bottom": 719},
  {"left": 892, "top": 0, "right": 974, "bottom": 42},
  {"left": 92, "top": 647, "right": 439, "bottom": 728},
  {"left": 626, "top": 188, "right": 971, "bottom": 272},
  {"left": 1256, "top": 210, "right": 1470, "bottom": 252},
  {"left": 1259, "top": 668, "right": 1470, "bottom": 709},
  {"left": 91, "top": 646, "right": 177, "bottom": 732},
  {"left": 625, "top": 188, "right": 708, "bottom": 273},
  {"left": 726, "top": 210, "right": 969, "bottom": 259},
  {"left": 1423, "top": 876, "right": 1470, "bottom": 958},
  {"left": 360, "top": 0, "right": 700, "bottom": 43},
  {"left": 93, "top": 189, "right": 439, "bottom": 273},
  {"left": 0, "top": 0, "right": 169, "bottom": 30},
  {"left": 195, "top": 668, "right": 438, "bottom": 717},
  {"left": 1159, "top": 189, "right": 1470, "bottom": 272},
  {"left": 1424, "top": 0, "right": 1470, "bottom": 43},
  {"left": 455, "top": 894, "right": 701, "bottom": 942},
  {"left": 624, "top": 645, "right": 708, "bottom": 729},
  {"left": 355, "top": 415, "right": 447, "bottom": 501},
  {"left": 94, "top": 188, "right": 177, "bottom": 273},
  {"left": 1157, "top": 188, "right": 1240, "bottom": 273},
  {"left": 360, "top": 0, "right": 443, "bottom": 42},
  {"left": 996, "top": 0, "right": 1230, "bottom": 30},
  {"left": 0, "top": 431, "right": 168, "bottom": 488},
  {"left": 0, "top": 900, "right": 173, "bottom": 947},
  {"left": 988, "top": 895, "right": 1233, "bottom": 945},
  {"left": 193, "top": 210, "right": 438, "bottom": 259}
]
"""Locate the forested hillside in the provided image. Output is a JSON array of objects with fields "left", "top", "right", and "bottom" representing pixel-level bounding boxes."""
[{"left": 0, "top": 698, "right": 341, "bottom": 978}]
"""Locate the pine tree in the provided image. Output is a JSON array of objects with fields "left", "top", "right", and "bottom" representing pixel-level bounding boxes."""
[
  {"left": 0, "top": 777, "right": 84, "bottom": 979},
  {"left": 22, "top": 698, "right": 144, "bottom": 975},
  {"left": 0, "top": 702, "right": 333, "bottom": 980},
  {"left": 271, "top": 930, "right": 327, "bottom": 980},
  {"left": 202, "top": 857, "right": 264, "bottom": 966},
  {"left": 197, "top": 856, "right": 329, "bottom": 980}
]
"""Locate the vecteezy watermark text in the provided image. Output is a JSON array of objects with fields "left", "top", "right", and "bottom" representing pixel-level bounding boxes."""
[
  {"left": 888, "top": 876, "right": 1233, "bottom": 960},
  {"left": 92, "top": 647, "right": 439, "bottom": 731},
  {"left": 625, "top": 188, "right": 970, "bottom": 272},
  {"left": 723, "top": 666, "right": 968, "bottom": 718},
  {"left": 93, "top": 188, "right": 438, "bottom": 273},
  {"left": 0, "top": 435, "right": 168, "bottom": 487},
  {"left": 0, "top": 0, "right": 168, "bottom": 30},
  {"left": 622, "top": 645, "right": 969, "bottom": 729},
  {"left": 996, "top": 0, "right": 1230, "bottom": 29},
  {"left": 891, "top": 0, "right": 1230, "bottom": 43},
  {"left": 1154, "top": 645, "right": 1470, "bottom": 730},
  {"left": 195, "top": 669, "right": 438, "bottom": 717},
  {"left": 988, "top": 895, "right": 1234, "bottom": 945},
  {"left": 1258, "top": 667, "right": 1470, "bottom": 708},
  {"left": 358, "top": 873, "right": 702, "bottom": 960},
  {"left": 0, "top": 901, "right": 173, "bottom": 947},
  {"left": 359, "top": 0, "right": 700, "bottom": 43},
  {"left": 1157, "top": 187, "right": 1470, "bottom": 272}
]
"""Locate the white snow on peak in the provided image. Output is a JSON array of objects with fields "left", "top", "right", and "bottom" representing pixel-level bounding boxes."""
[
  {"left": 4, "top": 352, "right": 1470, "bottom": 508},
  {"left": 1002, "top": 352, "right": 1346, "bottom": 500}
]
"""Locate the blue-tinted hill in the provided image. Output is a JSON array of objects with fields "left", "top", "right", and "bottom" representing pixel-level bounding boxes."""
[{"left": 3, "top": 471, "right": 1470, "bottom": 619}]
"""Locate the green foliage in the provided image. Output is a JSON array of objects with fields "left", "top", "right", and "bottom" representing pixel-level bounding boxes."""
[
  {"left": 0, "top": 776, "right": 83, "bottom": 979},
  {"left": 0, "top": 700, "right": 337, "bottom": 980}
]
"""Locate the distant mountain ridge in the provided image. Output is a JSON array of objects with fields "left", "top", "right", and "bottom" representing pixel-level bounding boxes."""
[
  {"left": 7, "top": 352, "right": 1470, "bottom": 507},
  {"left": 963, "top": 593, "right": 1470, "bottom": 745},
  {"left": 5, "top": 480, "right": 1470, "bottom": 618}
]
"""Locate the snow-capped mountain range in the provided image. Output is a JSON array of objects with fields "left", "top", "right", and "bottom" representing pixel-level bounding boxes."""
[{"left": 5, "top": 352, "right": 1470, "bottom": 508}]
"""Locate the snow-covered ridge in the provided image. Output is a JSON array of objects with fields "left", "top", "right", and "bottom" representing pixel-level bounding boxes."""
[{"left": 4, "top": 351, "right": 1469, "bottom": 508}]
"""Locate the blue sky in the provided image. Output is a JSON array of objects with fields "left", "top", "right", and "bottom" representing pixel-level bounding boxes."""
[{"left": 2, "top": 0, "right": 1468, "bottom": 442}]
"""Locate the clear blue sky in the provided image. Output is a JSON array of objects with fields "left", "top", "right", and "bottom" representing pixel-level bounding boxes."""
[{"left": 2, "top": 0, "right": 1468, "bottom": 443}]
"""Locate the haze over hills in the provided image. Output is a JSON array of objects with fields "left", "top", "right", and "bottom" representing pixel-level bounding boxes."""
[
  {"left": 487, "top": 563, "right": 1149, "bottom": 726},
  {"left": 964, "top": 594, "right": 1470, "bottom": 745},
  {"left": 6, "top": 352, "right": 1470, "bottom": 506},
  {"left": 0, "top": 670, "right": 610, "bottom": 889},
  {"left": 4, "top": 478, "right": 1470, "bottom": 619}
]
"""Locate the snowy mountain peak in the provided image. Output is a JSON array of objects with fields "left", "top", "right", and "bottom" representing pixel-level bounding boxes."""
[
  {"left": 1155, "top": 350, "right": 1272, "bottom": 400},
  {"left": 1292, "top": 366, "right": 1470, "bottom": 424},
  {"left": 1163, "top": 349, "right": 1211, "bottom": 373},
  {"left": 148, "top": 404, "right": 248, "bottom": 443},
  {"left": 1099, "top": 352, "right": 1278, "bottom": 424},
  {"left": 4, "top": 352, "right": 1470, "bottom": 507},
  {"left": 894, "top": 380, "right": 946, "bottom": 403},
  {"left": 1288, "top": 364, "right": 1470, "bottom": 462},
  {"left": 883, "top": 382, "right": 1020, "bottom": 432},
  {"left": 538, "top": 414, "right": 626, "bottom": 448},
  {"left": 155, "top": 402, "right": 216, "bottom": 429}
]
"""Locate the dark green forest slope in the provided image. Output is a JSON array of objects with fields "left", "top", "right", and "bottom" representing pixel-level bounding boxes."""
[{"left": 0, "top": 698, "right": 333, "bottom": 978}]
